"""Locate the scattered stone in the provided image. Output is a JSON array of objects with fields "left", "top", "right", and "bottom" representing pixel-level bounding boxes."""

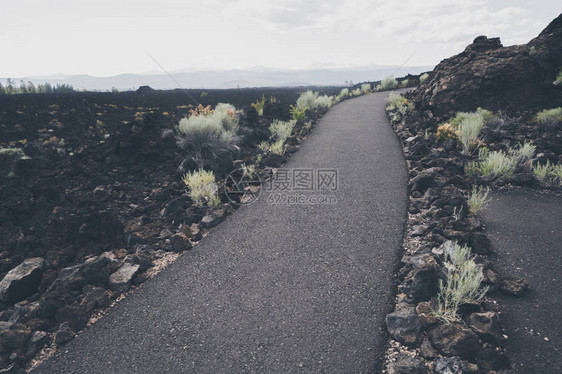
[
  {"left": 200, "top": 214, "right": 222, "bottom": 229},
  {"left": 387, "top": 354, "right": 425, "bottom": 374},
  {"left": 0, "top": 324, "right": 30, "bottom": 354},
  {"left": 109, "top": 263, "right": 140, "bottom": 293},
  {"left": 415, "top": 301, "right": 438, "bottom": 327},
  {"left": 468, "top": 232, "right": 492, "bottom": 255},
  {"left": 25, "top": 331, "right": 48, "bottom": 358},
  {"left": 189, "top": 224, "right": 203, "bottom": 241},
  {"left": 169, "top": 233, "right": 192, "bottom": 252},
  {"left": 420, "top": 336, "right": 439, "bottom": 359},
  {"left": 428, "top": 323, "right": 480, "bottom": 359},
  {"left": 467, "top": 311, "right": 501, "bottom": 344},
  {"left": 80, "top": 286, "right": 112, "bottom": 311},
  {"left": 386, "top": 305, "right": 422, "bottom": 345},
  {"left": 434, "top": 356, "right": 478, "bottom": 374},
  {"left": 476, "top": 347, "right": 511, "bottom": 372},
  {"left": 55, "top": 303, "right": 89, "bottom": 330},
  {"left": 399, "top": 267, "right": 438, "bottom": 303},
  {"left": 499, "top": 277, "right": 529, "bottom": 296},
  {"left": 54, "top": 322, "right": 75, "bottom": 346},
  {"left": 0, "top": 258, "right": 46, "bottom": 304}
]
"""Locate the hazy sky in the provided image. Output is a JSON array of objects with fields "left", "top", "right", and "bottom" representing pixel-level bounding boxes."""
[{"left": 1, "top": 0, "right": 560, "bottom": 77}]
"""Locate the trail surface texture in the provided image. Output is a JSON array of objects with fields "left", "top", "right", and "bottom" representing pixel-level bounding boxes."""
[
  {"left": 34, "top": 92, "right": 408, "bottom": 374},
  {"left": 481, "top": 190, "right": 562, "bottom": 374}
]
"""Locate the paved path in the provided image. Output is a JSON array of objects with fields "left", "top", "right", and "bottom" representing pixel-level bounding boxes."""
[
  {"left": 34, "top": 92, "right": 408, "bottom": 374},
  {"left": 481, "top": 190, "right": 562, "bottom": 374}
]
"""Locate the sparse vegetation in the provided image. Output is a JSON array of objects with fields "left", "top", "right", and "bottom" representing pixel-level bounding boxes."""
[
  {"left": 465, "top": 150, "right": 516, "bottom": 180},
  {"left": 352, "top": 88, "right": 362, "bottom": 96},
  {"left": 289, "top": 105, "right": 307, "bottom": 122},
  {"left": 533, "top": 160, "right": 562, "bottom": 187},
  {"left": 467, "top": 185, "right": 491, "bottom": 215},
  {"left": 296, "top": 90, "right": 318, "bottom": 110},
  {"left": 361, "top": 83, "right": 371, "bottom": 93},
  {"left": 510, "top": 141, "right": 536, "bottom": 162},
  {"left": 536, "top": 107, "right": 562, "bottom": 129},
  {"left": 182, "top": 169, "right": 221, "bottom": 207},
  {"left": 432, "top": 241, "right": 488, "bottom": 323},
  {"left": 313, "top": 95, "right": 333, "bottom": 109},
  {"left": 386, "top": 92, "right": 414, "bottom": 115},
  {"left": 251, "top": 95, "right": 266, "bottom": 116},
  {"left": 419, "top": 73, "right": 429, "bottom": 84},
  {"left": 0, "top": 79, "right": 74, "bottom": 95},
  {"left": 378, "top": 76, "right": 398, "bottom": 91},
  {"left": 457, "top": 115, "right": 484, "bottom": 155},
  {"left": 436, "top": 123, "right": 458, "bottom": 142}
]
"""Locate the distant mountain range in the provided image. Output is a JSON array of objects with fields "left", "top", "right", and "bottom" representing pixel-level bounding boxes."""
[{"left": 4, "top": 65, "right": 433, "bottom": 91}]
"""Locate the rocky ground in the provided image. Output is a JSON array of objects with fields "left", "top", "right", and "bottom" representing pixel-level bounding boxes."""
[
  {"left": 0, "top": 85, "right": 346, "bottom": 372},
  {"left": 383, "top": 14, "right": 561, "bottom": 374}
]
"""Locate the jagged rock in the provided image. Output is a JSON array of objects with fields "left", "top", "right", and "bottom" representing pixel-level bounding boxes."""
[
  {"left": 468, "top": 232, "right": 491, "bottom": 255},
  {"left": 415, "top": 301, "right": 438, "bottom": 327},
  {"left": 0, "top": 324, "right": 30, "bottom": 354},
  {"left": 409, "top": 168, "right": 443, "bottom": 193},
  {"left": 109, "top": 263, "right": 140, "bottom": 293},
  {"left": 467, "top": 311, "right": 501, "bottom": 344},
  {"left": 428, "top": 323, "right": 480, "bottom": 360},
  {"left": 0, "top": 258, "right": 46, "bottom": 304},
  {"left": 25, "top": 331, "right": 48, "bottom": 359},
  {"left": 55, "top": 303, "right": 89, "bottom": 330},
  {"left": 387, "top": 354, "right": 426, "bottom": 374},
  {"left": 412, "top": 15, "right": 562, "bottom": 115},
  {"left": 201, "top": 214, "right": 222, "bottom": 229},
  {"left": 399, "top": 266, "right": 438, "bottom": 303},
  {"left": 189, "top": 224, "right": 203, "bottom": 241},
  {"left": 476, "top": 347, "right": 511, "bottom": 372},
  {"left": 434, "top": 356, "right": 479, "bottom": 374},
  {"left": 169, "top": 233, "right": 192, "bottom": 252},
  {"left": 499, "top": 276, "right": 528, "bottom": 296},
  {"left": 386, "top": 305, "right": 422, "bottom": 345},
  {"left": 420, "top": 336, "right": 439, "bottom": 359},
  {"left": 80, "top": 252, "right": 120, "bottom": 286},
  {"left": 54, "top": 322, "right": 75, "bottom": 346}
]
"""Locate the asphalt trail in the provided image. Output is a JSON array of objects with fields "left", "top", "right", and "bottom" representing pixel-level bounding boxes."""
[
  {"left": 481, "top": 190, "right": 562, "bottom": 374},
  {"left": 34, "top": 92, "right": 408, "bottom": 374}
]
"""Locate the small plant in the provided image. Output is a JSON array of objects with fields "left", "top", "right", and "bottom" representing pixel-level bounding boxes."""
[
  {"left": 183, "top": 169, "right": 221, "bottom": 207},
  {"left": 313, "top": 95, "right": 333, "bottom": 109},
  {"left": 424, "top": 129, "right": 431, "bottom": 140},
  {"left": 536, "top": 107, "right": 562, "bottom": 129},
  {"left": 200, "top": 92, "right": 208, "bottom": 98},
  {"left": 436, "top": 123, "right": 458, "bottom": 142},
  {"left": 533, "top": 160, "right": 562, "bottom": 187},
  {"left": 339, "top": 88, "right": 349, "bottom": 98},
  {"left": 452, "top": 206, "right": 464, "bottom": 221},
  {"left": 296, "top": 90, "right": 319, "bottom": 110},
  {"left": 289, "top": 105, "right": 307, "bottom": 122},
  {"left": 465, "top": 150, "right": 516, "bottom": 180},
  {"left": 352, "top": 88, "right": 362, "bottom": 96},
  {"left": 386, "top": 92, "right": 414, "bottom": 115},
  {"left": 467, "top": 185, "right": 491, "bottom": 215},
  {"left": 269, "top": 119, "right": 296, "bottom": 142},
  {"left": 269, "top": 139, "right": 286, "bottom": 155},
  {"left": 419, "top": 73, "right": 429, "bottom": 84},
  {"left": 379, "top": 76, "right": 398, "bottom": 91},
  {"left": 510, "top": 141, "right": 536, "bottom": 162},
  {"left": 432, "top": 241, "right": 488, "bottom": 322},
  {"left": 400, "top": 79, "right": 409, "bottom": 87},
  {"left": 555, "top": 68, "right": 562, "bottom": 85},
  {"left": 258, "top": 141, "right": 269, "bottom": 152},
  {"left": 457, "top": 116, "right": 484, "bottom": 155},
  {"left": 361, "top": 83, "right": 371, "bottom": 93},
  {"left": 241, "top": 163, "right": 257, "bottom": 179},
  {"left": 251, "top": 95, "right": 266, "bottom": 116}
]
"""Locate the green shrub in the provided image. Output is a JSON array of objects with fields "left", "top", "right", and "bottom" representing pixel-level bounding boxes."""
[
  {"left": 251, "top": 95, "right": 266, "bottom": 116},
  {"left": 269, "top": 119, "right": 296, "bottom": 142},
  {"left": 361, "top": 83, "right": 371, "bottom": 93},
  {"left": 457, "top": 116, "right": 484, "bottom": 155},
  {"left": 314, "top": 95, "right": 333, "bottom": 109},
  {"left": 533, "top": 160, "right": 562, "bottom": 187},
  {"left": 419, "top": 73, "right": 429, "bottom": 84},
  {"left": 510, "top": 141, "right": 536, "bottom": 162},
  {"left": 182, "top": 169, "right": 221, "bottom": 207},
  {"left": 339, "top": 88, "right": 349, "bottom": 98},
  {"left": 536, "top": 107, "right": 562, "bottom": 129},
  {"left": 269, "top": 139, "right": 286, "bottom": 155},
  {"left": 467, "top": 185, "right": 491, "bottom": 215},
  {"left": 386, "top": 92, "right": 414, "bottom": 115},
  {"left": 433, "top": 241, "right": 488, "bottom": 322},
  {"left": 465, "top": 150, "right": 516, "bottom": 180},
  {"left": 296, "top": 90, "right": 318, "bottom": 110},
  {"left": 400, "top": 79, "right": 409, "bottom": 87},
  {"left": 352, "top": 88, "right": 362, "bottom": 96},
  {"left": 379, "top": 76, "right": 398, "bottom": 91},
  {"left": 289, "top": 105, "right": 307, "bottom": 122}
]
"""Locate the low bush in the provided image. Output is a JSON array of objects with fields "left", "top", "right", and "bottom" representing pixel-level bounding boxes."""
[
  {"left": 465, "top": 150, "right": 516, "bottom": 180},
  {"left": 361, "top": 83, "right": 371, "bottom": 93},
  {"left": 386, "top": 92, "right": 414, "bottom": 115},
  {"left": 533, "top": 160, "right": 562, "bottom": 187},
  {"left": 457, "top": 115, "right": 484, "bottom": 155},
  {"left": 436, "top": 123, "right": 458, "bottom": 142},
  {"left": 296, "top": 90, "right": 318, "bottom": 110},
  {"left": 182, "top": 169, "right": 221, "bottom": 207},
  {"left": 433, "top": 241, "right": 488, "bottom": 323},
  {"left": 510, "top": 141, "right": 536, "bottom": 162},
  {"left": 419, "top": 73, "right": 429, "bottom": 84},
  {"left": 379, "top": 76, "right": 398, "bottom": 91},
  {"left": 536, "top": 107, "right": 562, "bottom": 129},
  {"left": 467, "top": 185, "right": 491, "bottom": 215},
  {"left": 269, "top": 119, "right": 296, "bottom": 142},
  {"left": 314, "top": 95, "right": 333, "bottom": 109},
  {"left": 352, "top": 88, "right": 362, "bottom": 96},
  {"left": 251, "top": 95, "right": 266, "bottom": 116},
  {"left": 289, "top": 105, "right": 307, "bottom": 123}
]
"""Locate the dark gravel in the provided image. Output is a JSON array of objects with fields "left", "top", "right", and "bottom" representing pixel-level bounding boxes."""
[
  {"left": 33, "top": 92, "right": 408, "bottom": 374},
  {"left": 481, "top": 189, "right": 562, "bottom": 374}
]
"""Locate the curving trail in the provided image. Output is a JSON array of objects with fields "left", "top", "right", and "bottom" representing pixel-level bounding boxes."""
[{"left": 34, "top": 92, "right": 408, "bottom": 374}]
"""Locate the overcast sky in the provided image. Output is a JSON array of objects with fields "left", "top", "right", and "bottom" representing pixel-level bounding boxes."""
[{"left": 1, "top": 0, "right": 560, "bottom": 77}]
